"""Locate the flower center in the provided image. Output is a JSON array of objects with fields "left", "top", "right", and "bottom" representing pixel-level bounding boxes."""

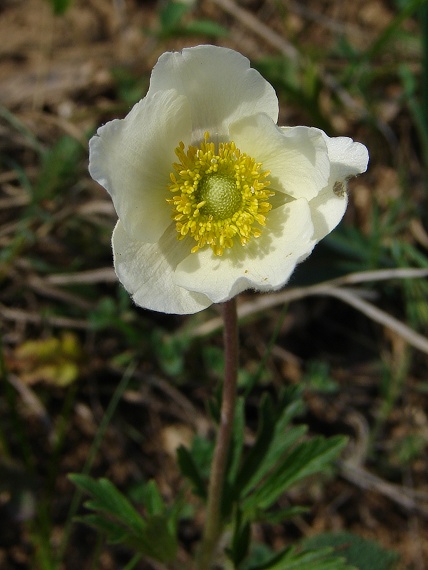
[
  {"left": 197, "top": 174, "right": 242, "bottom": 219},
  {"left": 168, "top": 132, "right": 274, "bottom": 256}
]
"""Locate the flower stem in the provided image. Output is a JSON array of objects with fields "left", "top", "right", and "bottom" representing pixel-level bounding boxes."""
[{"left": 197, "top": 297, "right": 239, "bottom": 570}]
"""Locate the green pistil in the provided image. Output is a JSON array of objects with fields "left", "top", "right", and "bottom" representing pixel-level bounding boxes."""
[{"left": 197, "top": 174, "right": 242, "bottom": 220}]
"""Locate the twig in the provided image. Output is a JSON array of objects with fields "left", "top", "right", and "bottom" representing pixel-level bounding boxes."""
[
  {"left": 189, "top": 268, "right": 428, "bottom": 355},
  {"left": 7, "top": 373, "right": 51, "bottom": 426},
  {"left": 338, "top": 460, "right": 428, "bottom": 518},
  {"left": 28, "top": 275, "right": 93, "bottom": 310},
  {"left": 321, "top": 267, "right": 428, "bottom": 287},
  {"left": 47, "top": 267, "right": 116, "bottom": 285},
  {"left": 0, "top": 304, "right": 88, "bottom": 330},
  {"left": 317, "top": 287, "right": 428, "bottom": 355},
  {"left": 209, "top": 0, "right": 397, "bottom": 149},
  {"left": 286, "top": 0, "right": 366, "bottom": 39},
  {"left": 209, "top": 0, "right": 363, "bottom": 115},
  {"left": 211, "top": 0, "right": 299, "bottom": 62},
  {"left": 0, "top": 195, "right": 30, "bottom": 209}
]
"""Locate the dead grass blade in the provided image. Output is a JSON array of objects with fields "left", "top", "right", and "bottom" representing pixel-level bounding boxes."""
[{"left": 191, "top": 269, "right": 428, "bottom": 356}]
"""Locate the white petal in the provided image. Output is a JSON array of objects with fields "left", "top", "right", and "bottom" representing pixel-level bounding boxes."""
[
  {"left": 309, "top": 183, "right": 348, "bottom": 242},
  {"left": 174, "top": 199, "right": 315, "bottom": 303},
  {"left": 148, "top": 45, "right": 279, "bottom": 143},
  {"left": 89, "top": 89, "right": 191, "bottom": 243},
  {"left": 230, "top": 116, "right": 330, "bottom": 200},
  {"left": 309, "top": 132, "right": 369, "bottom": 241},
  {"left": 322, "top": 133, "right": 369, "bottom": 179},
  {"left": 112, "top": 221, "right": 212, "bottom": 314}
]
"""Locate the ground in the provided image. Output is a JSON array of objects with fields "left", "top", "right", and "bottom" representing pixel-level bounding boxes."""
[{"left": 0, "top": 0, "right": 428, "bottom": 569}]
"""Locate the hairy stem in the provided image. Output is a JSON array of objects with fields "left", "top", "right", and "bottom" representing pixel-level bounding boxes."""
[{"left": 197, "top": 297, "right": 239, "bottom": 570}]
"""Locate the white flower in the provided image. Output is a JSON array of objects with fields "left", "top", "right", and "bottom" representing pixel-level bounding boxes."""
[{"left": 89, "top": 45, "right": 369, "bottom": 315}]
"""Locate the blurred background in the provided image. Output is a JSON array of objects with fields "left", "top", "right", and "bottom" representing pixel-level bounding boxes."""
[{"left": 0, "top": 0, "right": 427, "bottom": 568}]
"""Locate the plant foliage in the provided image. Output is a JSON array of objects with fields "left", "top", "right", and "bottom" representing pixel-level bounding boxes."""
[{"left": 69, "top": 475, "right": 179, "bottom": 563}]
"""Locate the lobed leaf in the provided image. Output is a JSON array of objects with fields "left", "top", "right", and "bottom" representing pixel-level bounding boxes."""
[
  {"left": 235, "top": 390, "right": 306, "bottom": 497},
  {"left": 303, "top": 532, "right": 399, "bottom": 569},
  {"left": 69, "top": 474, "right": 178, "bottom": 563},
  {"left": 245, "top": 545, "right": 356, "bottom": 570},
  {"left": 242, "top": 436, "right": 347, "bottom": 512}
]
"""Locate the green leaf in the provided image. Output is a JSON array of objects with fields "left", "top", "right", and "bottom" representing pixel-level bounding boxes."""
[
  {"left": 228, "top": 509, "right": 251, "bottom": 566},
  {"left": 73, "top": 514, "right": 129, "bottom": 544},
  {"left": 177, "top": 445, "right": 207, "bottom": 499},
  {"left": 254, "top": 57, "right": 330, "bottom": 131},
  {"left": 253, "top": 505, "right": 309, "bottom": 525},
  {"left": 69, "top": 474, "right": 178, "bottom": 563},
  {"left": 400, "top": 63, "right": 428, "bottom": 173},
  {"left": 34, "top": 136, "right": 82, "bottom": 203},
  {"left": 243, "top": 436, "right": 347, "bottom": 512},
  {"left": 236, "top": 390, "right": 306, "bottom": 497},
  {"left": 70, "top": 475, "right": 146, "bottom": 535},
  {"left": 159, "top": 1, "right": 189, "bottom": 33},
  {"left": 304, "top": 362, "right": 339, "bottom": 393},
  {"left": 156, "top": 0, "right": 228, "bottom": 39},
  {"left": 303, "top": 532, "right": 399, "bottom": 569},
  {"left": 151, "top": 329, "right": 190, "bottom": 376},
  {"left": 183, "top": 20, "right": 228, "bottom": 37},
  {"left": 139, "top": 514, "right": 178, "bottom": 562},
  {"left": 246, "top": 545, "right": 355, "bottom": 570},
  {"left": 363, "top": 0, "right": 426, "bottom": 60},
  {"left": 46, "top": 0, "right": 72, "bottom": 15},
  {"left": 141, "top": 480, "right": 164, "bottom": 516},
  {"left": 235, "top": 393, "right": 275, "bottom": 491},
  {"left": 242, "top": 423, "right": 307, "bottom": 500}
]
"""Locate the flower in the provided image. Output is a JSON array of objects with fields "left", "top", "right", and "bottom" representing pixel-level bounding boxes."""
[{"left": 89, "top": 45, "right": 369, "bottom": 315}]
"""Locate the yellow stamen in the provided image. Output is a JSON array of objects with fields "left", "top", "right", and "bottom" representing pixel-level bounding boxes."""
[{"left": 167, "top": 132, "right": 274, "bottom": 256}]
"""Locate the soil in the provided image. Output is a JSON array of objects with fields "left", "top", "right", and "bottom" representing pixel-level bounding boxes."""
[{"left": 0, "top": 0, "right": 427, "bottom": 569}]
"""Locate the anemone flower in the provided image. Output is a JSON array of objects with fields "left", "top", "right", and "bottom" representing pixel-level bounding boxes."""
[{"left": 89, "top": 45, "right": 369, "bottom": 314}]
